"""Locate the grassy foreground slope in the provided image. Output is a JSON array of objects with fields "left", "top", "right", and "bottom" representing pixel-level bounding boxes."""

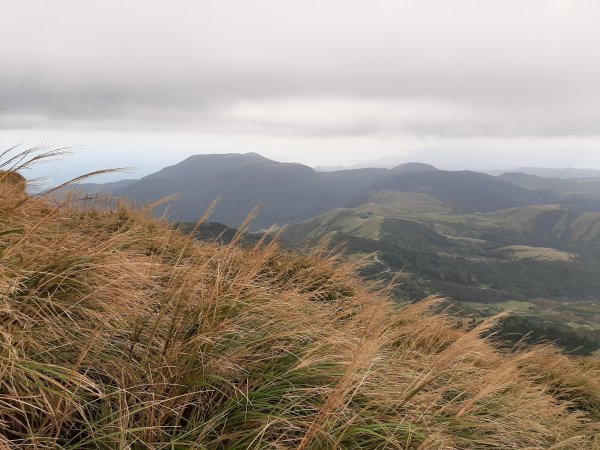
[{"left": 1, "top": 176, "right": 600, "bottom": 448}]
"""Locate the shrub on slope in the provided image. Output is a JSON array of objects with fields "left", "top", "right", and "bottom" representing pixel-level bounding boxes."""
[{"left": 0, "top": 169, "right": 599, "bottom": 448}]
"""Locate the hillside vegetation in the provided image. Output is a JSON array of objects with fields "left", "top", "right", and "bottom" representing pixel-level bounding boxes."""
[
  {"left": 283, "top": 193, "right": 600, "bottom": 354},
  {"left": 2, "top": 165, "right": 600, "bottom": 448}
]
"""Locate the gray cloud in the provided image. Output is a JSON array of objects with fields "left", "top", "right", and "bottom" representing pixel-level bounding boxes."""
[{"left": 1, "top": 0, "right": 600, "bottom": 140}]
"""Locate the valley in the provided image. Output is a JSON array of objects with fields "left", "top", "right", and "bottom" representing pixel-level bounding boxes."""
[
  {"left": 74, "top": 153, "right": 600, "bottom": 354},
  {"left": 284, "top": 191, "right": 600, "bottom": 354}
]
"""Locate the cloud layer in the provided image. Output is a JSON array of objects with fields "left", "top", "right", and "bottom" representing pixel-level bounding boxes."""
[{"left": 2, "top": 0, "right": 600, "bottom": 140}]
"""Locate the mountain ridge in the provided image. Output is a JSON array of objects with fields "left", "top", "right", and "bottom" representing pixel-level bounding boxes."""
[
  {"left": 68, "top": 153, "right": 586, "bottom": 230},
  {"left": 68, "top": 153, "right": 444, "bottom": 229}
]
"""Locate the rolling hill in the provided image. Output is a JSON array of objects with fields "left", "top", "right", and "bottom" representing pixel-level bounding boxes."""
[
  {"left": 69, "top": 153, "right": 578, "bottom": 230},
  {"left": 500, "top": 172, "right": 600, "bottom": 199},
  {"left": 358, "top": 170, "right": 558, "bottom": 212},
  {"left": 283, "top": 193, "right": 600, "bottom": 354},
  {"left": 498, "top": 167, "right": 600, "bottom": 179},
  {"left": 67, "top": 154, "right": 443, "bottom": 229}
]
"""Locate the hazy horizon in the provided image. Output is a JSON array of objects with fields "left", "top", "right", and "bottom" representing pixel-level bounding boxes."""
[{"left": 18, "top": 148, "right": 600, "bottom": 186}]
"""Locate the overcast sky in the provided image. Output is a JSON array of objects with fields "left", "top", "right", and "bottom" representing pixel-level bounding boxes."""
[{"left": 1, "top": 0, "right": 600, "bottom": 182}]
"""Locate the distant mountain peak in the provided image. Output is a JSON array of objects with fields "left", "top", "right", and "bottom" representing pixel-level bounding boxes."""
[
  {"left": 390, "top": 162, "right": 438, "bottom": 173},
  {"left": 181, "top": 152, "right": 271, "bottom": 164}
]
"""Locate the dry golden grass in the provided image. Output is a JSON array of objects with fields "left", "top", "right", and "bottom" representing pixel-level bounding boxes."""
[{"left": 1, "top": 155, "right": 599, "bottom": 448}]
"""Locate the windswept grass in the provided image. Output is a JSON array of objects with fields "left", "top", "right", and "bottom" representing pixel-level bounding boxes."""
[{"left": 0, "top": 154, "right": 599, "bottom": 448}]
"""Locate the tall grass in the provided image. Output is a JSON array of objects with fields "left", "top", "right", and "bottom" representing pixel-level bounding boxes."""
[{"left": 0, "top": 152, "right": 599, "bottom": 448}]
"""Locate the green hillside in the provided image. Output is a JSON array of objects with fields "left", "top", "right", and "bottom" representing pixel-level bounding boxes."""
[{"left": 284, "top": 195, "right": 600, "bottom": 354}]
